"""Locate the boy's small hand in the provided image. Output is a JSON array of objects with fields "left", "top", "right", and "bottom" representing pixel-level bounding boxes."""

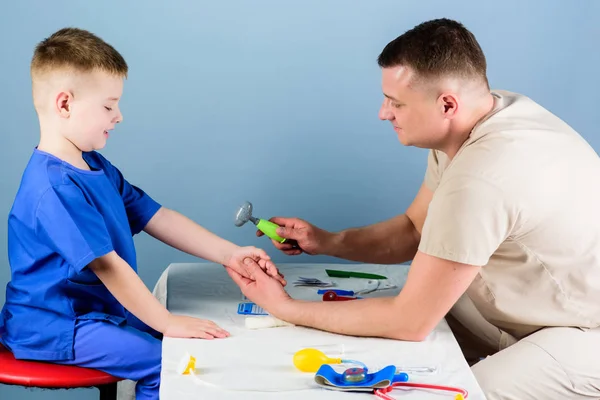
[
  {"left": 224, "top": 246, "right": 287, "bottom": 286},
  {"left": 163, "top": 314, "right": 230, "bottom": 339}
]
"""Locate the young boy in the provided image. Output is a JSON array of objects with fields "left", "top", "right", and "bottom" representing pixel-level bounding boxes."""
[{"left": 0, "top": 27, "right": 284, "bottom": 400}]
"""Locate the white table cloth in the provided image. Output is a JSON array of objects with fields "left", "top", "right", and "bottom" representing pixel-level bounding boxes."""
[{"left": 153, "top": 262, "right": 486, "bottom": 399}]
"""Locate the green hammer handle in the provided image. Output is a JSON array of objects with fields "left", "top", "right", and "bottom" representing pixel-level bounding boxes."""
[{"left": 256, "top": 219, "right": 286, "bottom": 243}]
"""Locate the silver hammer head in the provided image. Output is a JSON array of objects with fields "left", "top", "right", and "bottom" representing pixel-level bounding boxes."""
[{"left": 234, "top": 201, "right": 258, "bottom": 227}]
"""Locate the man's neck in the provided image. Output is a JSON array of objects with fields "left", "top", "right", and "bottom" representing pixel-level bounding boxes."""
[{"left": 439, "top": 92, "right": 495, "bottom": 160}]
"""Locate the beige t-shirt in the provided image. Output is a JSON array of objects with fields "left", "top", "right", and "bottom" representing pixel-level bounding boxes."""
[{"left": 419, "top": 90, "right": 600, "bottom": 339}]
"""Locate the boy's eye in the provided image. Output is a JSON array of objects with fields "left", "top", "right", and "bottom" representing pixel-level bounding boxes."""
[
  {"left": 105, "top": 107, "right": 112, "bottom": 111},
  {"left": 392, "top": 103, "right": 402, "bottom": 109}
]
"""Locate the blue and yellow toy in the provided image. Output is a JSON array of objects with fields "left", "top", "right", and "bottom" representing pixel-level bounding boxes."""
[{"left": 292, "top": 348, "right": 468, "bottom": 399}]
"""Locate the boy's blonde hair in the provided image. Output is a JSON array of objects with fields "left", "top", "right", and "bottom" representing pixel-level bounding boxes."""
[{"left": 31, "top": 27, "right": 128, "bottom": 105}]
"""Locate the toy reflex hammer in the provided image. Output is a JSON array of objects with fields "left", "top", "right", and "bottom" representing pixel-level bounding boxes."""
[{"left": 234, "top": 201, "right": 286, "bottom": 243}]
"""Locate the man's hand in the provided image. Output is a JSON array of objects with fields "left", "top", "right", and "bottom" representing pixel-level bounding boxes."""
[
  {"left": 163, "top": 314, "right": 229, "bottom": 339},
  {"left": 224, "top": 246, "right": 286, "bottom": 286},
  {"left": 256, "top": 217, "right": 334, "bottom": 256},
  {"left": 225, "top": 260, "right": 292, "bottom": 318}
]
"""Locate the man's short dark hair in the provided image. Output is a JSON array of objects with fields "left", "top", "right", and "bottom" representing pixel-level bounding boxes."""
[{"left": 378, "top": 18, "right": 488, "bottom": 88}]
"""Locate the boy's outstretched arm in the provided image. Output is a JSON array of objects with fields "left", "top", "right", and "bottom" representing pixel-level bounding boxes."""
[
  {"left": 143, "top": 207, "right": 284, "bottom": 284},
  {"left": 89, "top": 251, "right": 229, "bottom": 339}
]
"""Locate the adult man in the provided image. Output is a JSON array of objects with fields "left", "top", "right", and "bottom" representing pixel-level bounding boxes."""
[{"left": 228, "top": 18, "right": 600, "bottom": 399}]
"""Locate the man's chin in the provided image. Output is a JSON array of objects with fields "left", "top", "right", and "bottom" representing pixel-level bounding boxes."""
[{"left": 396, "top": 134, "right": 411, "bottom": 146}]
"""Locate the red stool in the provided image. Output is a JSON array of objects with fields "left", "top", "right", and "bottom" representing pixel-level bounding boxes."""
[{"left": 0, "top": 343, "right": 122, "bottom": 399}]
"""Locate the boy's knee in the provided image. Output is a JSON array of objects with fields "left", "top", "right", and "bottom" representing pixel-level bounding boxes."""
[
  {"left": 141, "top": 360, "right": 161, "bottom": 390},
  {"left": 138, "top": 338, "right": 162, "bottom": 378},
  {"left": 122, "top": 329, "right": 162, "bottom": 383},
  {"left": 132, "top": 339, "right": 162, "bottom": 400}
]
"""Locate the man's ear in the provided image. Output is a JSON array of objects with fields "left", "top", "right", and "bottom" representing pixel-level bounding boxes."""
[
  {"left": 438, "top": 93, "right": 459, "bottom": 119},
  {"left": 55, "top": 91, "right": 73, "bottom": 118}
]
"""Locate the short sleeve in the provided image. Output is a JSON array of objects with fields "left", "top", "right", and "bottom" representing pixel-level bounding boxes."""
[
  {"left": 99, "top": 158, "right": 162, "bottom": 235},
  {"left": 424, "top": 150, "right": 442, "bottom": 191},
  {"left": 418, "top": 174, "right": 513, "bottom": 266},
  {"left": 117, "top": 176, "right": 161, "bottom": 235},
  {"left": 35, "top": 184, "right": 114, "bottom": 273}
]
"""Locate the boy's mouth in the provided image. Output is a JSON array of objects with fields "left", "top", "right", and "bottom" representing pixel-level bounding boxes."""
[{"left": 104, "top": 130, "right": 109, "bottom": 138}]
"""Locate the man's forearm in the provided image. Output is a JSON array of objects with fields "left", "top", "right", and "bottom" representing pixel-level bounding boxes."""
[
  {"left": 268, "top": 251, "right": 481, "bottom": 343},
  {"left": 325, "top": 214, "right": 420, "bottom": 264},
  {"left": 274, "top": 297, "right": 426, "bottom": 341},
  {"left": 144, "top": 207, "right": 237, "bottom": 265},
  {"left": 89, "top": 251, "right": 170, "bottom": 333}
]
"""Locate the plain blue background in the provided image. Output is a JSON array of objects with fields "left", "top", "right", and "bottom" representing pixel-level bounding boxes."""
[{"left": 1, "top": 1, "right": 599, "bottom": 398}]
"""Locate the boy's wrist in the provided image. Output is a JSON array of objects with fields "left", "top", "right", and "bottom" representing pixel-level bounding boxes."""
[
  {"left": 155, "top": 309, "right": 172, "bottom": 334},
  {"left": 218, "top": 243, "right": 239, "bottom": 266}
]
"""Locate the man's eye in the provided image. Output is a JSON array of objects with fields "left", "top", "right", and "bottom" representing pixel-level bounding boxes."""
[{"left": 105, "top": 107, "right": 112, "bottom": 111}]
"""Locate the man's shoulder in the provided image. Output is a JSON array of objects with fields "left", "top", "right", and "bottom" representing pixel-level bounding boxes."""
[
  {"left": 439, "top": 138, "right": 528, "bottom": 196},
  {"left": 459, "top": 89, "right": 589, "bottom": 175},
  {"left": 488, "top": 89, "right": 539, "bottom": 111},
  {"left": 475, "top": 90, "right": 578, "bottom": 138}
]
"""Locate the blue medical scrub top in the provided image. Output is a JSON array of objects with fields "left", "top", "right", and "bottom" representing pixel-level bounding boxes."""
[{"left": 0, "top": 149, "right": 162, "bottom": 361}]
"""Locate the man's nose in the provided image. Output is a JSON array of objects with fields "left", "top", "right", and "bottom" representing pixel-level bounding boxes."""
[{"left": 378, "top": 100, "right": 393, "bottom": 121}]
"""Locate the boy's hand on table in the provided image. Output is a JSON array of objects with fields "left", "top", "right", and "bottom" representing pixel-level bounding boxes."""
[
  {"left": 163, "top": 314, "right": 230, "bottom": 339},
  {"left": 223, "top": 246, "right": 286, "bottom": 286}
]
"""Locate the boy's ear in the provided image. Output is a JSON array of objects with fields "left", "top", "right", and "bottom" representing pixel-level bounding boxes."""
[{"left": 55, "top": 91, "right": 73, "bottom": 118}]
